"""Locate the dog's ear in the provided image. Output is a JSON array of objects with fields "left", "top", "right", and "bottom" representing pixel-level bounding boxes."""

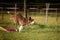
[
  {"left": 29, "top": 17, "right": 32, "bottom": 20},
  {"left": 29, "top": 17, "right": 34, "bottom": 21}
]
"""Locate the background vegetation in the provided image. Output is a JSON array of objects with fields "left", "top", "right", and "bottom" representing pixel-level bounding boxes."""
[{"left": 0, "top": 12, "right": 60, "bottom": 40}]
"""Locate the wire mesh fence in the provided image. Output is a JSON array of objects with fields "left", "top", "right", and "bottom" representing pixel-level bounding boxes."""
[{"left": 0, "top": 3, "right": 60, "bottom": 25}]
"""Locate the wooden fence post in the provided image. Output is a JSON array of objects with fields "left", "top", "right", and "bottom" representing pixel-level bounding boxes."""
[
  {"left": 24, "top": 0, "right": 27, "bottom": 18},
  {"left": 46, "top": 3, "right": 50, "bottom": 22},
  {"left": 15, "top": 3, "right": 17, "bottom": 13}
]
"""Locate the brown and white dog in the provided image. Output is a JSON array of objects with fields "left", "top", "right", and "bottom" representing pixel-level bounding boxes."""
[{"left": 10, "top": 13, "right": 34, "bottom": 32}]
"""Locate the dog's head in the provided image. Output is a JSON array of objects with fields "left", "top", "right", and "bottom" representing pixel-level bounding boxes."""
[{"left": 28, "top": 17, "right": 35, "bottom": 25}]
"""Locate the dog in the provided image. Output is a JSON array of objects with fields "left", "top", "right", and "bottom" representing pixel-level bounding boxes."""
[{"left": 10, "top": 13, "right": 34, "bottom": 32}]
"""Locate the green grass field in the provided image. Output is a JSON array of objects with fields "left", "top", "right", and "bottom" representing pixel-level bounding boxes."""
[{"left": 0, "top": 13, "right": 60, "bottom": 40}]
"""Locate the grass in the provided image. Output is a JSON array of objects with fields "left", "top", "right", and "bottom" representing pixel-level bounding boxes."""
[
  {"left": 0, "top": 13, "right": 60, "bottom": 40},
  {"left": 0, "top": 24, "right": 60, "bottom": 40}
]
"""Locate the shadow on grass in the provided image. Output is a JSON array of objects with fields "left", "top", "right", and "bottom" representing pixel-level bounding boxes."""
[{"left": 34, "top": 23, "right": 46, "bottom": 29}]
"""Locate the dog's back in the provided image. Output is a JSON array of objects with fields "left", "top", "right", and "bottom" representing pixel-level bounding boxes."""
[{"left": 10, "top": 13, "right": 34, "bottom": 26}]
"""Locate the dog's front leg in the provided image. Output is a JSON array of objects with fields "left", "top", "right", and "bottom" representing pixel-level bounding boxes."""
[{"left": 19, "top": 25, "right": 23, "bottom": 32}]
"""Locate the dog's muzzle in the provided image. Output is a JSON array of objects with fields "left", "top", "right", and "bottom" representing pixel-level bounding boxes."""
[{"left": 30, "top": 21, "right": 35, "bottom": 25}]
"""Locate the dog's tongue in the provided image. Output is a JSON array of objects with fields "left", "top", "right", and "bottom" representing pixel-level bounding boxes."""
[{"left": 4, "top": 27, "right": 16, "bottom": 32}]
